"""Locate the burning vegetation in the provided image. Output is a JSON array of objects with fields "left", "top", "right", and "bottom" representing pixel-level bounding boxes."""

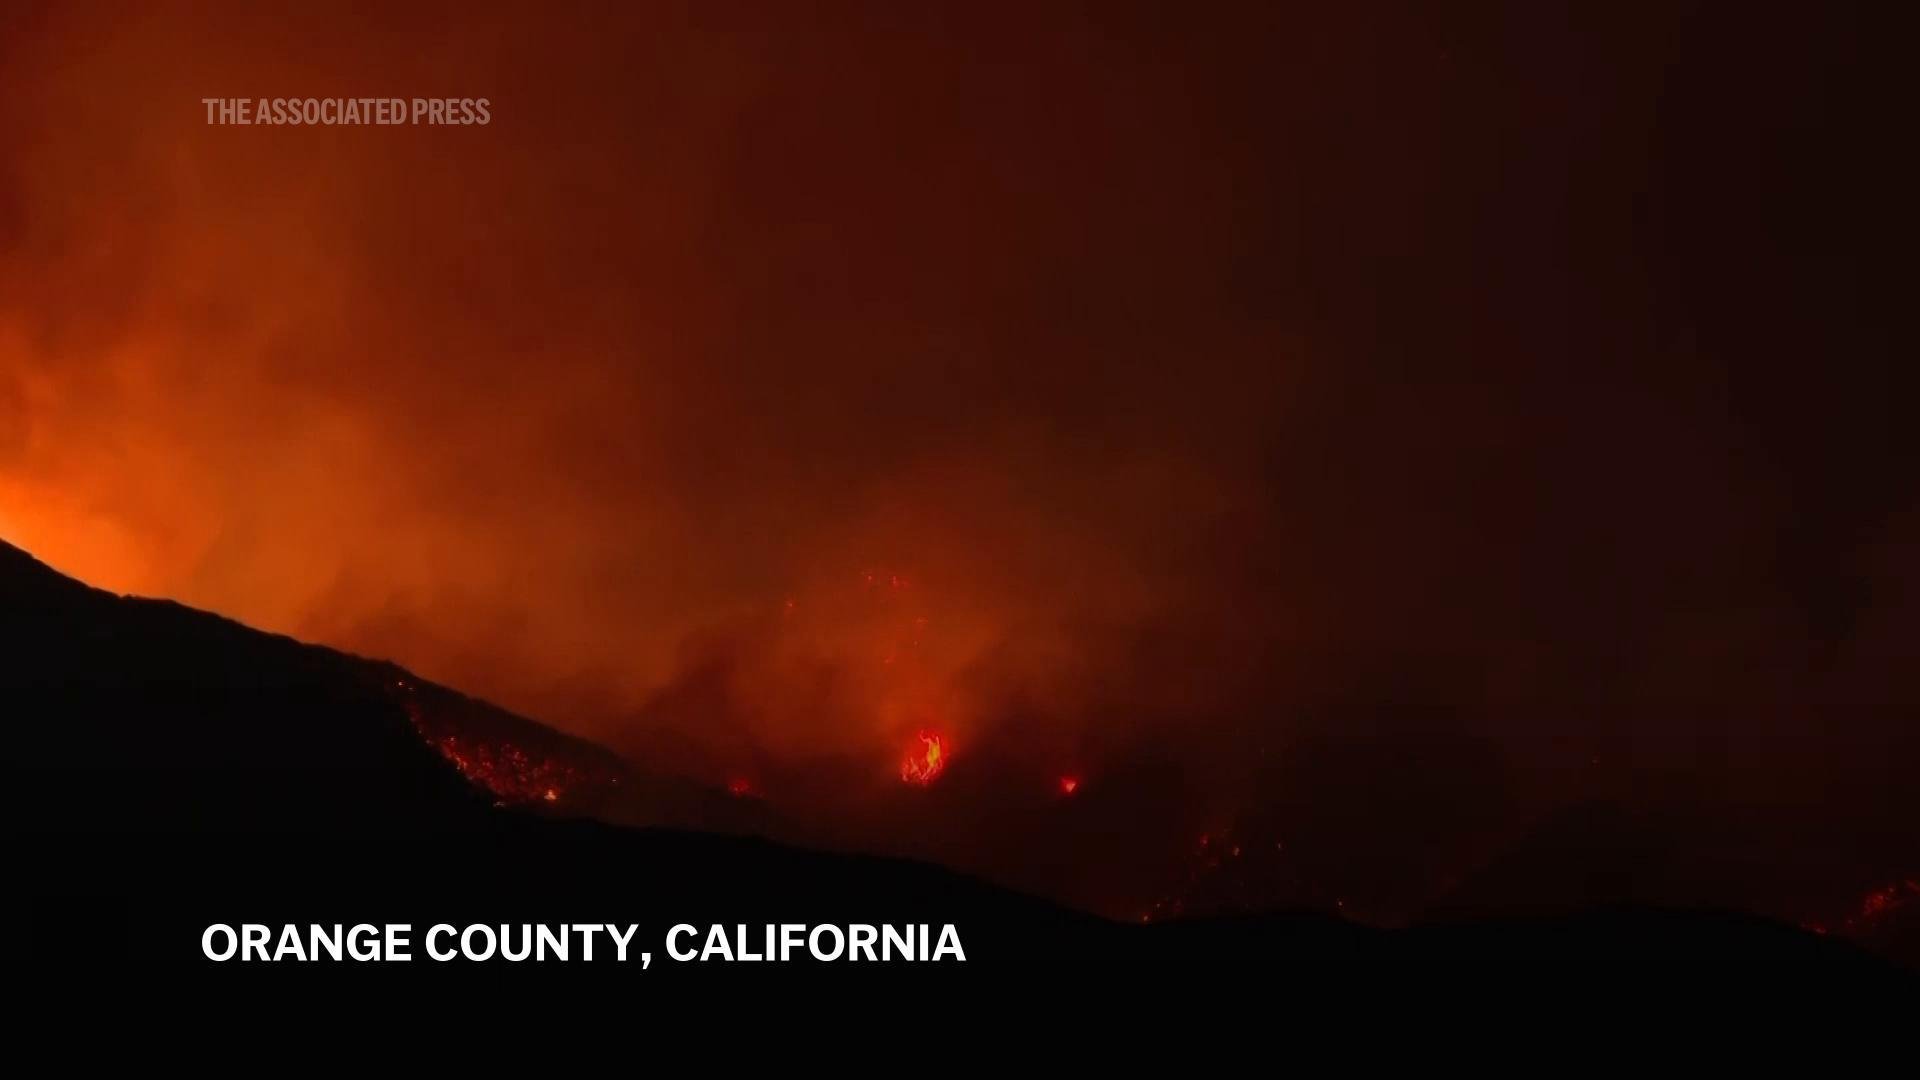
[
  {"left": 373, "top": 584, "right": 1920, "bottom": 972},
  {"left": 1803, "top": 879, "right": 1920, "bottom": 942},
  {"left": 389, "top": 675, "right": 624, "bottom": 809},
  {"left": 901, "top": 731, "right": 947, "bottom": 786},
  {"left": 415, "top": 724, "right": 580, "bottom": 806}
]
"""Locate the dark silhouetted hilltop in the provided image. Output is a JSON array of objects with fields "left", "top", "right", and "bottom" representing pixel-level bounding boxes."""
[{"left": 3, "top": 538, "right": 1910, "bottom": 995}]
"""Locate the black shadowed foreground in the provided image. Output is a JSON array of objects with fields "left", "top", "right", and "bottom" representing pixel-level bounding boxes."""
[{"left": 2, "top": 538, "right": 1910, "bottom": 997}]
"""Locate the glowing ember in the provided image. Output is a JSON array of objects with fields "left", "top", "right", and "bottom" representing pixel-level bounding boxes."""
[
  {"left": 1847, "top": 879, "right": 1919, "bottom": 926},
  {"left": 901, "top": 731, "right": 947, "bottom": 785},
  {"left": 396, "top": 688, "right": 599, "bottom": 808},
  {"left": 727, "top": 777, "right": 753, "bottom": 797},
  {"left": 1059, "top": 776, "right": 1080, "bottom": 795},
  {"left": 419, "top": 723, "right": 582, "bottom": 805}
]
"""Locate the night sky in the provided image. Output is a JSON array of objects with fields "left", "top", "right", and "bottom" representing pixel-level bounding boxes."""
[{"left": 1, "top": 3, "right": 1911, "bottom": 920}]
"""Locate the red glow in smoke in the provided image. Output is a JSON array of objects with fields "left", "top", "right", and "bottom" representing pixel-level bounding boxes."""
[
  {"left": 1059, "top": 776, "right": 1080, "bottom": 795},
  {"left": 727, "top": 777, "right": 753, "bottom": 797}
]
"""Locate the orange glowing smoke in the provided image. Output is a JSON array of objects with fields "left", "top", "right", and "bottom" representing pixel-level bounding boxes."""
[{"left": 901, "top": 731, "right": 947, "bottom": 786}]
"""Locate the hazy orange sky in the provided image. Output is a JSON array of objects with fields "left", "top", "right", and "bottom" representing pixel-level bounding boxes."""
[
  {"left": 0, "top": 5, "right": 1305, "bottom": 761},
  {"left": 2, "top": 1, "right": 1911, "bottom": 805}
]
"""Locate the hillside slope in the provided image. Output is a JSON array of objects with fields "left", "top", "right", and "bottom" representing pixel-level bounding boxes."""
[{"left": 3, "top": 539, "right": 1909, "bottom": 992}]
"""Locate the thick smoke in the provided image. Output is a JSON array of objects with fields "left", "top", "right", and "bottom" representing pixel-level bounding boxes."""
[{"left": 2, "top": 3, "right": 1912, "bottom": 917}]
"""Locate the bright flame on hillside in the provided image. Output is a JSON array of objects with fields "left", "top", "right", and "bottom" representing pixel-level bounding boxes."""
[{"left": 901, "top": 731, "right": 947, "bottom": 786}]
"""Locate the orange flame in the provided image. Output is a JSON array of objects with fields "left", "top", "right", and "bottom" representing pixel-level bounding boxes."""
[
  {"left": 1058, "top": 776, "right": 1080, "bottom": 795},
  {"left": 901, "top": 731, "right": 947, "bottom": 785}
]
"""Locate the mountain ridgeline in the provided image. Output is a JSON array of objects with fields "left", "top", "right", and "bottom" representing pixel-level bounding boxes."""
[{"left": 2, "top": 539, "right": 1910, "bottom": 990}]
